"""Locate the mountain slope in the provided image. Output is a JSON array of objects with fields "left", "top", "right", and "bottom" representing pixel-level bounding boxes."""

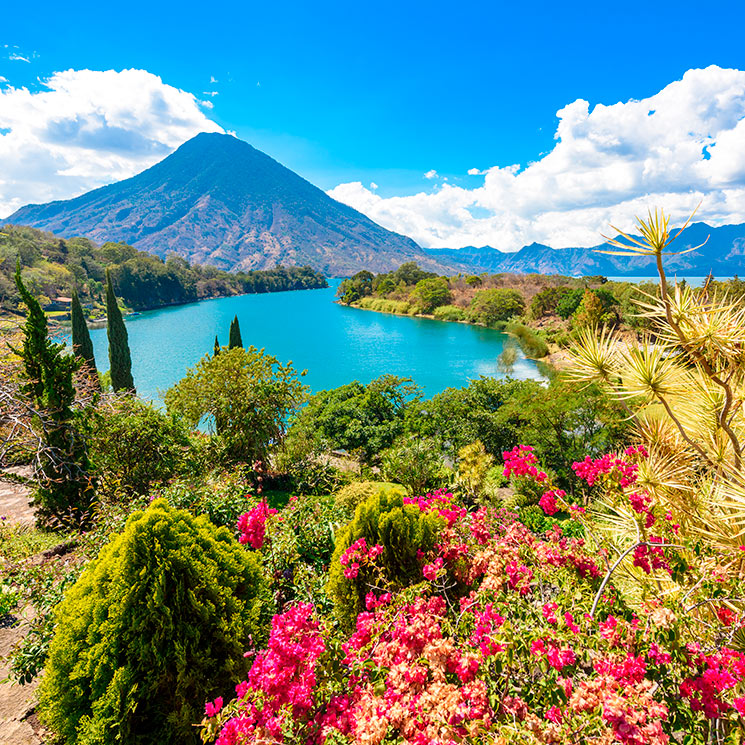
[
  {"left": 426, "top": 221, "right": 745, "bottom": 276},
  {"left": 6, "top": 133, "right": 462, "bottom": 276}
]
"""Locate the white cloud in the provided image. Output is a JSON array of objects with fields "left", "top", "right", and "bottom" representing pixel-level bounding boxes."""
[
  {"left": 370, "top": 182, "right": 378, "bottom": 190},
  {"left": 8, "top": 54, "right": 30, "bottom": 63},
  {"left": 468, "top": 168, "right": 487, "bottom": 176},
  {"left": 210, "top": 75, "right": 218, "bottom": 83},
  {"left": 328, "top": 66, "right": 745, "bottom": 250},
  {"left": 424, "top": 169, "right": 438, "bottom": 179},
  {"left": 0, "top": 68, "right": 222, "bottom": 217},
  {"left": 0, "top": 76, "right": 7, "bottom": 83},
  {"left": 202, "top": 90, "right": 219, "bottom": 96},
  {"left": 199, "top": 99, "right": 214, "bottom": 109}
]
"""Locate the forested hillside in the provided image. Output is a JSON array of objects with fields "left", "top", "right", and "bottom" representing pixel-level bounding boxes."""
[{"left": 0, "top": 224, "right": 327, "bottom": 317}]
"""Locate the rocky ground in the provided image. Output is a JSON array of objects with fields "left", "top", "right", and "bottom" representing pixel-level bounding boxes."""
[{"left": 0, "top": 470, "right": 48, "bottom": 745}]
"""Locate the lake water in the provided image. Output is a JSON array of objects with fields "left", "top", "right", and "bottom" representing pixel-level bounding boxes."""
[{"left": 86, "top": 281, "right": 544, "bottom": 403}]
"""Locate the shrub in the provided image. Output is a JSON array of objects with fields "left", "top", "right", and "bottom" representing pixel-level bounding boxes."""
[
  {"left": 355, "top": 296, "right": 411, "bottom": 314},
  {"left": 504, "top": 321, "right": 549, "bottom": 358},
  {"left": 571, "top": 288, "right": 618, "bottom": 328},
  {"left": 327, "top": 489, "right": 443, "bottom": 630},
  {"left": 157, "top": 471, "right": 258, "bottom": 529},
  {"left": 84, "top": 394, "right": 190, "bottom": 497},
  {"left": 518, "top": 503, "right": 585, "bottom": 538},
  {"left": 333, "top": 481, "right": 407, "bottom": 513},
  {"left": 433, "top": 304, "right": 466, "bottom": 321},
  {"left": 468, "top": 288, "right": 525, "bottom": 326},
  {"left": 556, "top": 287, "right": 584, "bottom": 318},
  {"left": 39, "top": 499, "right": 270, "bottom": 745},
  {"left": 530, "top": 286, "right": 573, "bottom": 319},
  {"left": 380, "top": 435, "right": 449, "bottom": 495},
  {"left": 410, "top": 277, "right": 451, "bottom": 313}
]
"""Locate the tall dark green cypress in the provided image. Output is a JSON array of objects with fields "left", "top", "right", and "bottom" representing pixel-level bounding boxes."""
[
  {"left": 228, "top": 315, "right": 243, "bottom": 349},
  {"left": 106, "top": 269, "right": 135, "bottom": 392},
  {"left": 71, "top": 289, "right": 97, "bottom": 376},
  {"left": 14, "top": 262, "right": 91, "bottom": 524},
  {"left": 213, "top": 335, "right": 221, "bottom": 356}
]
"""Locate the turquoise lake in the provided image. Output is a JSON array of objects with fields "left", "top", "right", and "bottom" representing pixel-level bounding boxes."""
[{"left": 86, "top": 281, "right": 545, "bottom": 402}]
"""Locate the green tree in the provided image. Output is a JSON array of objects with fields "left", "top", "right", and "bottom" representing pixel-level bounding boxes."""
[
  {"left": 555, "top": 288, "right": 585, "bottom": 319},
  {"left": 70, "top": 288, "right": 97, "bottom": 378},
  {"left": 468, "top": 288, "right": 525, "bottom": 326},
  {"left": 13, "top": 263, "right": 92, "bottom": 524},
  {"left": 84, "top": 396, "right": 190, "bottom": 498},
  {"left": 39, "top": 499, "right": 269, "bottom": 745},
  {"left": 213, "top": 335, "right": 220, "bottom": 356},
  {"left": 411, "top": 277, "right": 452, "bottom": 313},
  {"left": 572, "top": 289, "right": 618, "bottom": 328},
  {"left": 228, "top": 314, "right": 243, "bottom": 348},
  {"left": 105, "top": 269, "right": 135, "bottom": 392},
  {"left": 286, "top": 375, "right": 419, "bottom": 463},
  {"left": 165, "top": 346, "right": 306, "bottom": 463}
]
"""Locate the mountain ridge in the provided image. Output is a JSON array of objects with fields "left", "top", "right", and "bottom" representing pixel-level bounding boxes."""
[
  {"left": 425, "top": 221, "right": 745, "bottom": 276},
  {"left": 6, "top": 133, "right": 466, "bottom": 277}
]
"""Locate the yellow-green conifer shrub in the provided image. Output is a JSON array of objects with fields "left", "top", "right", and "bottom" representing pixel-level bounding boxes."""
[
  {"left": 333, "top": 480, "right": 407, "bottom": 513},
  {"left": 38, "top": 499, "right": 270, "bottom": 745},
  {"left": 328, "top": 490, "right": 443, "bottom": 631}
]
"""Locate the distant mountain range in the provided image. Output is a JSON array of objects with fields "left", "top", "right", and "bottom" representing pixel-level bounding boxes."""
[
  {"left": 5, "top": 131, "right": 745, "bottom": 278},
  {"left": 426, "top": 221, "right": 745, "bottom": 277},
  {"left": 4, "top": 133, "right": 464, "bottom": 276}
]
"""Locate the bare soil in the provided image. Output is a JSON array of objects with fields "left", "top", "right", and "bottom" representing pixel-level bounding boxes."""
[{"left": 0, "top": 469, "right": 48, "bottom": 745}]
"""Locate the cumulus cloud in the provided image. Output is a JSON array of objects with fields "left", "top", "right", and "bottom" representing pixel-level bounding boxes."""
[
  {"left": 328, "top": 66, "right": 745, "bottom": 250},
  {"left": 468, "top": 167, "right": 487, "bottom": 176},
  {"left": 0, "top": 68, "right": 222, "bottom": 217},
  {"left": 424, "top": 169, "right": 438, "bottom": 179}
]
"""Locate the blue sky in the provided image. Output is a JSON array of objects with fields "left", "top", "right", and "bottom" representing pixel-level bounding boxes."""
[{"left": 2, "top": 0, "right": 745, "bottom": 249}]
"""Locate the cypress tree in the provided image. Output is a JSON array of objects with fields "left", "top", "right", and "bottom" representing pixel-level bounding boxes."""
[
  {"left": 71, "top": 289, "right": 98, "bottom": 377},
  {"left": 213, "top": 335, "right": 220, "bottom": 356},
  {"left": 106, "top": 269, "right": 135, "bottom": 392},
  {"left": 228, "top": 315, "right": 243, "bottom": 349},
  {"left": 14, "top": 262, "right": 91, "bottom": 524}
]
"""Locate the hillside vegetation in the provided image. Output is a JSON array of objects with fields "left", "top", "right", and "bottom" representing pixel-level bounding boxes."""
[
  {"left": 0, "top": 224, "right": 327, "bottom": 318},
  {"left": 339, "top": 262, "right": 745, "bottom": 358}
]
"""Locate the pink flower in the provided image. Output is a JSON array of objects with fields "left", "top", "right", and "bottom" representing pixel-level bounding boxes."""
[
  {"left": 237, "top": 499, "right": 277, "bottom": 549},
  {"left": 423, "top": 557, "right": 444, "bottom": 581},
  {"left": 205, "top": 696, "right": 223, "bottom": 717},
  {"left": 545, "top": 705, "right": 563, "bottom": 724}
]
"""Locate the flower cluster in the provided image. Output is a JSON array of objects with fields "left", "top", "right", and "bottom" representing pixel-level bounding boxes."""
[
  {"left": 236, "top": 499, "right": 276, "bottom": 549},
  {"left": 206, "top": 445, "right": 745, "bottom": 745},
  {"left": 405, "top": 489, "right": 466, "bottom": 527},
  {"left": 572, "top": 448, "right": 645, "bottom": 488},
  {"left": 502, "top": 445, "right": 547, "bottom": 482},
  {"left": 213, "top": 603, "right": 325, "bottom": 744},
  {"left": 339, "top": 537, "right": 384, "bottom": 579}
]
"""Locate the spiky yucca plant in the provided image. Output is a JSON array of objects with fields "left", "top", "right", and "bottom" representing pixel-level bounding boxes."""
[{"left": 566, "top": 207, "right": 745, "bottom": 622}]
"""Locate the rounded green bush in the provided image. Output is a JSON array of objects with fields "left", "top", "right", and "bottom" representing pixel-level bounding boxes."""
[
  {"left": 333, "top": 480, "right": 407, "bottom": 513},
  {"left": 433, "top": 304, "right": 466, "bottom": 322},
  {"left": 328, "top": 489, "right": 443, "bottom": 630},
  {"left": 39, "top": 499, "right": 270, "bottom": 745}
]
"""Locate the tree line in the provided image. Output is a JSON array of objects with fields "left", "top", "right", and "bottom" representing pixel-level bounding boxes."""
[{"left": 0, "top": 224, "right": 327, "bottom": 315}]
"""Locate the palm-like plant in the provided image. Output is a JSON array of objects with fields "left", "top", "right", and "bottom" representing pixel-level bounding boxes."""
[{"left": 566, "top": 207, "right": 745, "bottom": 618}]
